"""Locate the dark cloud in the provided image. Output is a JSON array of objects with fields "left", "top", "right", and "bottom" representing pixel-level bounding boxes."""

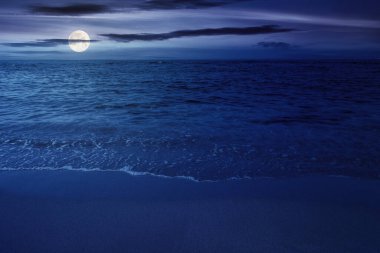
[
  {"left": 27, "top": 1, "right": 241, "bottom": 16},
  {"left": 9, "top": 50, "right": 64, "bottom": 54},
  {"left": 136, "top": 0, "right": 236, "bottom": 10},
  {"left": 29, "top": 4, "right": 111, "bottom": 15},
  {"left": 2, "top": 39, "right": 98, "bottom": 47},
  {"left": 256, "top": 42, "right": 293, "bottom": 49},
  {"left": 101, "top": 25, "right": 295, "bottom": 42}
]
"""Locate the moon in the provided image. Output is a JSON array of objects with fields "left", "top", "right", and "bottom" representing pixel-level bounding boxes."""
[{"left": 68, "top": 30, "right": 90, "bottom": 53}]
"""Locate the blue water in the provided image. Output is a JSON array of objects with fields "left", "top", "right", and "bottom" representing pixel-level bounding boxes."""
[{"left": 0, "top": 60, "right": 379, "bottom": 180}]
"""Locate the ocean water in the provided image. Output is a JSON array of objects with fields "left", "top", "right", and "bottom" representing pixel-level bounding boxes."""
[{"left": 0, "top": 60, "right": 379, "bottom": 180}]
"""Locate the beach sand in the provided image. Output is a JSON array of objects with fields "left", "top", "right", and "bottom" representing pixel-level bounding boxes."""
[{"left": 0, "top": 170, "right": 379, "bottom": 253}]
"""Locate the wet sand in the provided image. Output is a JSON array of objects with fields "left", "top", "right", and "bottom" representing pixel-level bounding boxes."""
[{"left": 0, "top": 170, "right": 379, "bottom": 253}]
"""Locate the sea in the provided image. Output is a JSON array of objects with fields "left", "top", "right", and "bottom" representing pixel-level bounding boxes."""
[{"left": 0, "top": 60, "right": 379, "bottom": 181}]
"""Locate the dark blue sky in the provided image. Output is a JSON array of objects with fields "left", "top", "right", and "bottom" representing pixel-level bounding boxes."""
[{"left": 0, "top": 0, "right": 379, "bottom": 59}]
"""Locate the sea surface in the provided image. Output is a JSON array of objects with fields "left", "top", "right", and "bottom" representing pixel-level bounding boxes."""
[{"left": 0, "top": 60, "right": 379, "bottom": 180}]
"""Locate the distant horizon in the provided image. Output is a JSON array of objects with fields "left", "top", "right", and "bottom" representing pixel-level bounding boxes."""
[{"left": 1, "top": 57, "right": 380, "bottom": 61}]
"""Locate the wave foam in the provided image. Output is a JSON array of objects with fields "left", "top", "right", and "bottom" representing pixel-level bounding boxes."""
[{"left": 0, "top": 166, "right": 253, "bottom": 183}]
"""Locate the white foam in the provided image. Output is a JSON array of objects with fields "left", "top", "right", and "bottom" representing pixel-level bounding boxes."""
[{"left": 0, "top": 166, "right": 253, "bottom": 183}]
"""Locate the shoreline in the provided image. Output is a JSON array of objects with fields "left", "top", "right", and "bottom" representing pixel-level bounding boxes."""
[
  {"left": 1, "top": 170, "right": 380, "bottom": 253},
  {"left": 0, "top": 167, "right": 379, "bottom": 183}
]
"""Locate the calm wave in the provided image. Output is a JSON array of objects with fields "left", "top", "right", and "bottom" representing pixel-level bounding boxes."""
[{"left": 0, "top": 60, "right": 379, "bottom": 180}]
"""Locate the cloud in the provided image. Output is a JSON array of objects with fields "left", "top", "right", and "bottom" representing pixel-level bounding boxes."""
[
  {"left": 27, "top": 1, "right": 242, "bottom": 15},
  {"left": 2, "top": 39, "right": 99, "bottom": 47},
  {"left": 101, "top": 25, "right": 295, "bottom": 42},
  {"left": 9, "top": 50, "right": 64, "bottom": 54},
  {"left": 29, "top": 4, "right": 111, "bottom": 16},
  {"left": 136, "top": 0, "right": 235, "bottom": 10},
  {"left": 256, "top": 41, "right": 293, "bottom": 49}
]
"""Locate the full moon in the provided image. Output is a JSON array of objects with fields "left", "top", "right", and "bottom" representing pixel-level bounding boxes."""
[{"left": 68, "top": 30, "right": 90, "bottom": 53}]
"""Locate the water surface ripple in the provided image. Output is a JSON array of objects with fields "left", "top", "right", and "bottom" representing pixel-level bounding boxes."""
[{"left": 0, "top": 60, "right": 379, "bottom": 180}]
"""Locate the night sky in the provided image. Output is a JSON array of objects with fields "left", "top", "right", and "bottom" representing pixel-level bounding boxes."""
[{"left": 0, "top": 0, "right": 379, "bottom": 59}]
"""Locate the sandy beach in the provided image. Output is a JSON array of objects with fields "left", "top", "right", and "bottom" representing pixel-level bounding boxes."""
[{"left": 0, "top": 170, "right": 379, "bottom": 253}]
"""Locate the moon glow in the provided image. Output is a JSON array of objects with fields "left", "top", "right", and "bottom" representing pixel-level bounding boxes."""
[{"left": 69, "top": 30, "right": 90, "bottom": 53}]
